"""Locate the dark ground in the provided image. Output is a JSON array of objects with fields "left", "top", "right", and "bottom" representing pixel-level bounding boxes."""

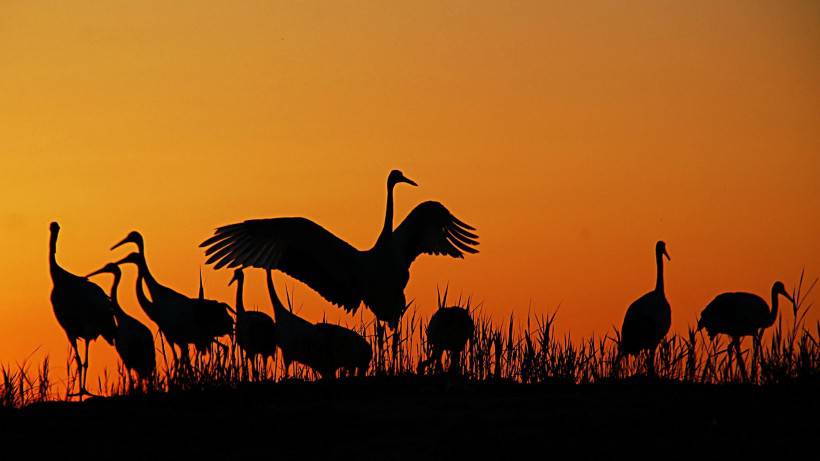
[{"left": 1, "top": 377, "right": 817, "bottom": 460}]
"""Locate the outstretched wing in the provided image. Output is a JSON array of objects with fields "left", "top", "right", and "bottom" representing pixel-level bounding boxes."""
[
  {"left": 201, "top": 217, "right": 362, "bottom": 310},
  {"left": 393, "top": 201, "right": 479, "bottom": 268}
]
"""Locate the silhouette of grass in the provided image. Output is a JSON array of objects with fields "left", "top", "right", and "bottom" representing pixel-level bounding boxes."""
[{"left": 2, "top": 273, "right": 818, "bottom": 409}]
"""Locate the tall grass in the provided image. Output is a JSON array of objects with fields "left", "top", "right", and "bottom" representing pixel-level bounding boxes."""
[{"left": 3, "top": 272, "right": 817, "bottom": 409}]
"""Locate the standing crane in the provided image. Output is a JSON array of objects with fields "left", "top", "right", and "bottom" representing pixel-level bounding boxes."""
[
  {"left": 200, "top": 170, "right": 479, "bottom": 337},
  {"left": 86, "top": 263, "right": 156, "bottom": 386},
  {"left": 48, "top": 222, "right": 116, "bottom": 398},
  {"left": 698, "top": 281, "right": 794, "bottom": 380},
  {"left": 619, "top": 240, "right": 672, "bottom": 377},
  {"left": 230, "top": 268, "right": 277, "bottom": 380}
]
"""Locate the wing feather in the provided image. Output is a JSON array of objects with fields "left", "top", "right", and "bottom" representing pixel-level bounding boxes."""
[
  {"left": 201, "top": 217, "right": 362, "bottom": 309},
  {"left": 393, "top": 201, "right": 479, "bottom": 267}
]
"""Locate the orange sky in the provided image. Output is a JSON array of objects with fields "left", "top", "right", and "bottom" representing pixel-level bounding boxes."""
[{"left": 1, "top": 1, "right": 818, "bottom": 387}]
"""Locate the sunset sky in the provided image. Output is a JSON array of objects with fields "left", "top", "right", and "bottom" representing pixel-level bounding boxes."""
[{"left": 1, "top": 1, "right": 818, "bottom": 386}]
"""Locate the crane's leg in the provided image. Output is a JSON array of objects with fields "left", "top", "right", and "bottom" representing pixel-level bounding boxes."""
[
  {"left": 68, "top": 338, "right": 83, "bottom": 399},
  {"left": 82, "top": 340, "right": 90, "bottom": 395},
  {"left": 733, "top": 337, "right": 748, "bottom": 382},
  {"left": 283, "top": 358, "right": 291, "bottom": 381},
  {"left": 647, "top": 347, "right": 656, "bottom": 378},
  {"left": 375, "top": 321, "right": 385, "bottom": 372},
  {"left": 451, "top": 351, "right": 462, "bottom": 376}
]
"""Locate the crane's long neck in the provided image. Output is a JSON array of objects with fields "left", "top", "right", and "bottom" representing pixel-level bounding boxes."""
[
  {"left": 375, "top": 180, "right": 396, "bottom": 248},
  {"left": 655, "top": 250, "right": 665, "bottom": 293},
  {"left": 135, "top": 270, "right": 156, "bottom": 319},
  {"left": 49, "top": 230, "right": 60, "bottom": 279},
  {"left": 110, "top": 271, "right": 125, "bottom": 318},
  {"left": 135, "top": 253, "right": 160, "bottom": 294},
  {"left": 768, "top": 288, "right": 780, "bottom": 327},
  {"left": 235, "top": 277, "right": 245, "bottom": 314},
  {"left": 266, "top": 269, "right": 287, "bottom": 320}
]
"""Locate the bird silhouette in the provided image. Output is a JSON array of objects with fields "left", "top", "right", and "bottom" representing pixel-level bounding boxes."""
[
  {"left": 112, "top": 231, "right": 233, "bottom": 364},
  {"left": 230, "top": 268, "right": 277, "bottom": 380},
  {"left": 48, "top": 222, "right": 116, "bottom": 398},
  {"left": 311, "top": 322, "right": 372, "bottom": 380},
  {"left": 86, "top": 263, "right": 156, "bottom": 385},
  {"left": 418, "top": 290, "right": 475, "bottom": 375},
  {"left": 698, "top": 281, "right": 794, "bottom": 380},
  {"left": 619, "top": 240, "right": 671, "bottom": 377},
  {"left": 200, "top": 170, "right": 479, "bottom": 332},
  {"left": 264, "top": 268, "right": 320, "bottom": 379}
]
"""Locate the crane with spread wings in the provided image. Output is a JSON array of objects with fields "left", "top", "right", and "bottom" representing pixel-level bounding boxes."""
[{"left": 200, "top": 170, "right": 479, "bottom": 330}]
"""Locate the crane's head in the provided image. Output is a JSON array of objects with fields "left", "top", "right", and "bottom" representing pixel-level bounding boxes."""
[
  {"left": 388, "top": 170, "right": 418, "bottom": 188},
  {"left": 228, "top": 268, "right": 244, "bottom": 286},
  {"left": 111, "top": 231, "right": 145, "bottom": 252},
  {"left": 49, "top": 222, "right": 60, "bottom": 234},
  {"left": 86, "top": 262, "right": 121, "bottom": 279},
  {"left": 113, "top": 252, "right": 143, "bottom": 267},
  {"left": 772, "top": 281, "right": 794, "bottom": 304},
  {"left": 656, "top": 240, "right": 670, "bottom": 261}
]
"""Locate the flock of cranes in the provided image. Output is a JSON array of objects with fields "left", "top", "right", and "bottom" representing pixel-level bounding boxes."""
[{"left": 48, "top": 170, "right": 795, "bottom": 397}]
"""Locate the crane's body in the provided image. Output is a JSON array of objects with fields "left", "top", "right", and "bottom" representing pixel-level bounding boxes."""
[
  {"left": 699, "top": 288, "right": 787, "bottom": 339},
  {"left": 312, "top": 322, "right": 372, "bottom": 379}
]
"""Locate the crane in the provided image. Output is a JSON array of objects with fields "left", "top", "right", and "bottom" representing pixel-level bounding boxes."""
[
  {"left": 698, "top": 281, "right": 794, "bottom": 380},
  {"left": 201, "top": 170, "right": 479, "bottom": 335},
  {"left": 230, "top": 268, "right": 277, "bottom": 380},
  {"left": 619, "top": 240, "right": 672, "bottom": 377},
  {"left": 86, "top": 263, "right": 156, "bottom": 386},
  {"left": 49, "top": 222, "right": 116, "bottom": 398}
]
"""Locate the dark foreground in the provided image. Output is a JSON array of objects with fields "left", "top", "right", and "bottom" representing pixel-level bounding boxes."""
[{"left": 1, "top": 377, "right": 817, "bottom": 460}]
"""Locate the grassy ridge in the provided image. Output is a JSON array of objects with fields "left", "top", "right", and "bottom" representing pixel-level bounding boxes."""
[{"left": 1, "top": 274, "right": 817, "bottom": 408}]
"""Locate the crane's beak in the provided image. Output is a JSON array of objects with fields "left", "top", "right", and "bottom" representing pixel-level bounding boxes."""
[
  {"left": 111, "top": 235, "right": 132, "bottom": 251},
  {"left": 400, "top": 175, "right": 418, "bottom": 187},
  {"left": 229, "top": 273, "right": 238, "bottom": 286},
  {"left": 783, "top": 291, "right": 795, "bottom": 305},
  {"left": 112, "top": 254, "right": 135, "bottom": 266},
  {"left": 85, "top": 266, "right": 109, "bottom": 278},
  {"left": 663, "top": 249, "right": 671, "bottom": 261}
]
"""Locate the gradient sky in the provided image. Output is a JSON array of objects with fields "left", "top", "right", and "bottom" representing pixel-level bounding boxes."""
[{"left": 1, "top": 1, "right": 818, "bottom": 387}]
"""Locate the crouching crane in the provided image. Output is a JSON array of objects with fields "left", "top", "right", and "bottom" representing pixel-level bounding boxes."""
[{"left": 418, "top": 290, "right": 474, "bottom": 375}]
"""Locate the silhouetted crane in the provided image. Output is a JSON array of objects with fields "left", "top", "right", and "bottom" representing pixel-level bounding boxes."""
[
  {"left": 230, "top": 268, "right": 277, "bottom": 379},
  {"left": 418, "top": 292, "right": 474, "bottom": 375},
  {"left": 265, "top": 269, "right": 319, "bottom": 378},
  {"left": 201, "top": 170, "right": 479, "bottom": 333},
  {"left": 86, "top": 263, "right": 156, "bottom": 385},
  {"left": 48, "top": 222, "right": 116, "bottom": 398},
  {"left": 312, "top": 322, "right": 372, "bottom": 379},
  {"left": 112, "top": 233, "right": 233, "bottom": 364},
  {"left": 619, "top": 240, "right": 671, "bottom": 377},
  {"left": 698, "top": 281, "right": 794, "bottom": 380}
]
